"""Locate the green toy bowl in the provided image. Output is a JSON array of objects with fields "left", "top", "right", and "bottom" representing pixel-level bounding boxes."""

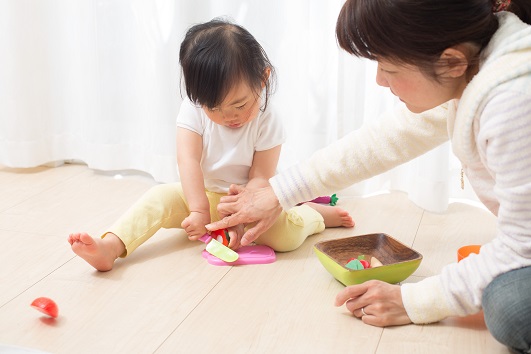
[{"left": 314, "top": 233, "right": 422, "bottom": 286}]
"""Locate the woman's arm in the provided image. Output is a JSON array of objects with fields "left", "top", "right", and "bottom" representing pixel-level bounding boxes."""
[
  {"left": 224, "top": 145, "right": 282, "bottom": 248},
  {"left": 270, "top": 103, "right": 451, "bottom": 209},
  {"left": 208, "top": 103, "right": 451, "bottom": 242},
  {"left": 176, "top": 127, "right": 211, "bottom": 238},
  {"left": 402, "top": 90, "right": 531, "bottom": 324}
]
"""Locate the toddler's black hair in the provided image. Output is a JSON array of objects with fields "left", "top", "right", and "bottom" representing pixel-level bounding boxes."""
[{"left": 179, "top": 18, "right": 276, "bottom": 110}]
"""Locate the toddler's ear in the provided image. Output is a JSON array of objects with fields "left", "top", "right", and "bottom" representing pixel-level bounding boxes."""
[{"left": 261, "top": 67, "right": 271, "bottom": 88}]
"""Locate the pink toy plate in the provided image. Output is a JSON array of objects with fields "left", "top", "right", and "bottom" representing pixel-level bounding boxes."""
[{"left": 202, "top": 245, "right": 276, "bottom": 266}]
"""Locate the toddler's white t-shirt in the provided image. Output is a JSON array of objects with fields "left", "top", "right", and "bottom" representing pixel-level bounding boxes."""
[{"left": 176, "top": 99, "right": 286, "bottom": 193}]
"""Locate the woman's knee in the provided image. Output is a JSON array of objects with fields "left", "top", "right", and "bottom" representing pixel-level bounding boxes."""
[{"left": 482, "top": 267, "right": 531, "bottom": 353}]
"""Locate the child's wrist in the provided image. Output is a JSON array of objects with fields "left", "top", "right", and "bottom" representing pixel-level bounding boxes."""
[{"left": 189, "top": 209, "right": 211, "bottom": 219}]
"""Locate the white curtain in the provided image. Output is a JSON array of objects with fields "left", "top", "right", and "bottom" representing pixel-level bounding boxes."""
[{"left": 0, "top": 0, "right": 478, "bottom": 212}]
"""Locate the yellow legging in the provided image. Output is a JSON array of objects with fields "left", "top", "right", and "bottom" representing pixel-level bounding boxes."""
[{"left": 102, "top": 183, "right": 325, "bottom": 257}]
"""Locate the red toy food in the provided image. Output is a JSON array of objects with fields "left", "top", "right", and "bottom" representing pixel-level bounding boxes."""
[
  {"left": 345, "top": 255, "right": 376, "bottom": 270},
  {"left": 359, "top": 259, "right": 370, "bottom": 269},
  {"left": 211, "top": 229, "right": 230, "bottom": 246},
  {"left": 31, "top": 297, "right": 59, "bottom": 318}
]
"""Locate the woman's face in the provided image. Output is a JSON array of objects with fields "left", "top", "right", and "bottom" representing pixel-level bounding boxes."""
[
  {"left": 202, "top": 81, "right": 261, "bottom": 129},
  {"left": 376, "top": 59, "right": 465, "bottom": 113}
]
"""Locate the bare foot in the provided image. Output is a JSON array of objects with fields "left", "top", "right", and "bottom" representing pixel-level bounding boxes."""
[
  {"left": 306, "top": 202, "right": 355, "bottom": 228},
  {"left": 68, "top": 232, "right": 125, "bottom": 271}
]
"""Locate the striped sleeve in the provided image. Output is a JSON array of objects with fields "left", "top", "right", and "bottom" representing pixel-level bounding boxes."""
[
  {"left": 479, "top": 89, "right": 531, "bottom": 259},
  {"left": 403, "top": 89, "right": 531, "bottom": 323}
]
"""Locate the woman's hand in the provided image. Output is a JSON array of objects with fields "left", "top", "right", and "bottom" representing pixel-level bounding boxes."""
[
  {"left": 335, "top": 280, "right": 412, "bottom": 327},
  {"left": 226, "top": 224, "right": 245, "bottom": 250},
  {"left": 206, "top": 184, "right": 282, "bottom": 246}
]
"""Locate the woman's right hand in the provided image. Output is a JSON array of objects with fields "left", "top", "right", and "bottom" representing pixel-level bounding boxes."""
[
  {"left": 226, "top": 224, "right": 245, "bottom": 250},
  {"left": 206, "top": 184, "right": 282, "bottom": 246}
]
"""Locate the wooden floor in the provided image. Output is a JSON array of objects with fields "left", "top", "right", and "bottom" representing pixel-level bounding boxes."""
[{"left": 0, "top": 163, "right": 509, "bottom": 354}]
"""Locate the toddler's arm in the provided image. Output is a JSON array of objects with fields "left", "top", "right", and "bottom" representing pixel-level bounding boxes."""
[
  {"left": 177, "top": 127, "right": 210, "bottom": 238},
  {"left": 246, "top": 145, "right": 282, "bottom": 188}
]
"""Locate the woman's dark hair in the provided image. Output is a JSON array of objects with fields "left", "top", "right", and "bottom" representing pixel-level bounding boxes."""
[
  {"left": 336, "top": 0, "right": 531, "bottom": 78},
  {"left": 179, "top": 18, "right": 275, "bottom": 110}
]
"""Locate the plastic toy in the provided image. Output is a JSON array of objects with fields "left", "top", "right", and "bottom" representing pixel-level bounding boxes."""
[
  {"left": 315, "top": 234, "right": 422, "bottom": 285},
  {"left": 345, "top": 259, "right": 364, "bottom": 270},
  {"left": 370, "top": 256, "right": 383, "bottom": 267},
  {"left": 359, "top": 259, "right": 370, "bottom": 268},
  {"left": 199, "top": 233, "right": 238, "bottom": 263},
  {"left": 457, "top": 245, "right": 481, "bottom": 262},
  {"left": 31, "top": 297, "right": 58, "bottom": 318},
  {"left": 297, "top": 194, "right": 338, "bottom": 206},
  {"left": 345, "top": 255, "right": 383, "bottom": 270},
  {"left": 202, "top": 245, "right": 276, "bottom": 266},
  {"left": 211, "top": 229, "right": 230, "bottom": 247}
]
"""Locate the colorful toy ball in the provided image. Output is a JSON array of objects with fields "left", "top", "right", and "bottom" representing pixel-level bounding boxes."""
[{"left": 31, "top": 297, "right": 59, "bottom": 318}]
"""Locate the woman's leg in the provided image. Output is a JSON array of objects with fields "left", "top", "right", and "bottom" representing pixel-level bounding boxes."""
[{"left": 482, "top": 266, "right": 531, "bottom": 354}]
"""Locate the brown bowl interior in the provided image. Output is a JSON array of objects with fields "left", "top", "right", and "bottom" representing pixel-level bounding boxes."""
[{"left": 314, "top": 233, "right": 421, "bottom": 267}]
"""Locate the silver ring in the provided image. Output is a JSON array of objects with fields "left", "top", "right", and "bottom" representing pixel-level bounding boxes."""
[{"left": 361, "top": 307, "right": 367, "bottom": 316}]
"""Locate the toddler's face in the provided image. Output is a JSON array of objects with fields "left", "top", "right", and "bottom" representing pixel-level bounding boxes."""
[{"left": 202, "top": 81, "right": 261, "bottom": 129}]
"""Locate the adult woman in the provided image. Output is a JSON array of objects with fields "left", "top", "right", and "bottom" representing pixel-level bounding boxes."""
[{"left": 207, "top": 0, "right": 531, "bottom": 352}]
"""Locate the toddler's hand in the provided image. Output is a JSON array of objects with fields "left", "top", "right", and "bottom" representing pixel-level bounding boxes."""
[{"left": 181, "top": 211, "right": 210, "bottom": 240}]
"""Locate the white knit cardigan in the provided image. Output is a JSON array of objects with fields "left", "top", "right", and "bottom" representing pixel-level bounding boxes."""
[{"left": 270, "top": 12, "right": 531, "bottom": 323}]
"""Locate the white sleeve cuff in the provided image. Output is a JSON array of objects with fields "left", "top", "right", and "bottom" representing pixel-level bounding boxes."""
[{"left": 401, "top": 276, "right": 457, "bottom": 324}]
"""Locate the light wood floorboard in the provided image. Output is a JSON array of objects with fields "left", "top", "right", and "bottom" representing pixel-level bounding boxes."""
[{"left": 0, "top": 164, "right": 509, "bottom": 354}]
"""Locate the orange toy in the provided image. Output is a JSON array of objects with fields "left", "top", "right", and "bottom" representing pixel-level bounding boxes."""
[{"left": 457, "top": 245, "right": 481, "bottom": 262}]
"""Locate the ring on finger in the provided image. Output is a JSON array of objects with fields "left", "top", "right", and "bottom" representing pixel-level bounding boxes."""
[{"left": 361, "top": 307, "right": 367, "bottom": 316}]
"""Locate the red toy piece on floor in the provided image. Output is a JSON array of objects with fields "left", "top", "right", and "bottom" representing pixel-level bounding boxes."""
[{"left": 31, "top": 297, "right": 59, "bottom": 318}]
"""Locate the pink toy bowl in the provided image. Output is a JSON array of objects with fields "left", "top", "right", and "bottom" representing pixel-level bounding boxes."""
[
  {"left": 202, "top": 245, "right": 276, "bottom": 266},
  {"left": 457, "top": 245, "right": 481, "bottom": 262}
]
